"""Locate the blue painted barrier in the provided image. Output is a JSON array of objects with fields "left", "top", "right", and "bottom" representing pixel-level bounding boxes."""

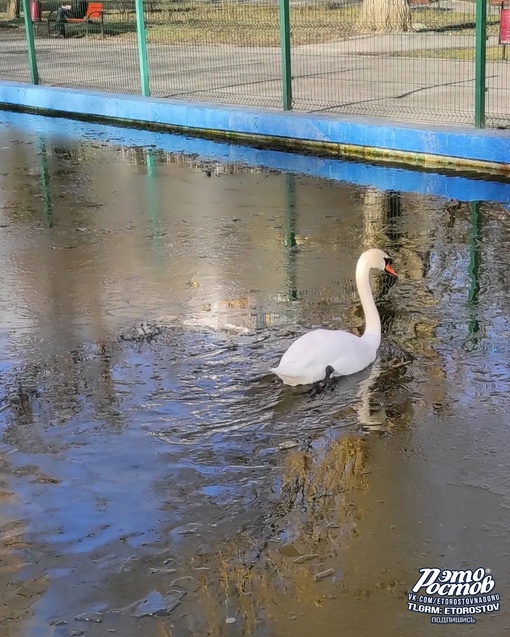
[
  {"left": 1, "top": 109, "right": 509, "bottom": 204},
  {"left": 1, "top": 81, "right": 510, "bottom": 173}
]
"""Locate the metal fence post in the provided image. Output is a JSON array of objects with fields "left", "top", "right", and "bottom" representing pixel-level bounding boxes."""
[
  {"left": 134, "top": 0, "right": 150, "bottom": 96},
  {"left": 475, "top": 0, "right": 487, "bottom": 127},
  {"left": 279, "top": 0, "right": 292, "bottom": 110},
  {"left": 21, "top": 0, "right": 39, "bottom": 84}
]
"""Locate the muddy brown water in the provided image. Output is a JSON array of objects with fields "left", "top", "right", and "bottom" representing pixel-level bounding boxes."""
[{"left": 0, "top": 118, "right": 509, "bottom": 637}]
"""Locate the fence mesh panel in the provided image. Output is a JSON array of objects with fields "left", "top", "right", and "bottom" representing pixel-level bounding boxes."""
[
  {"left": 36, "top": 0, "right": 140, "bottom": 94},
  {"left": 291, "top": 0, "right": 487, "bottom": 124},
  {"left": 144, "top": 0, "right": 281, "bottom": 106},
  {"left": 0, "top": 2, "right": 31, "bottom": 82},
  {"left": 487, "top": 1, "right": 509, "bottom": 128},
  {"left": 0, "top": 0, "right": 509, "bottom": 128}
]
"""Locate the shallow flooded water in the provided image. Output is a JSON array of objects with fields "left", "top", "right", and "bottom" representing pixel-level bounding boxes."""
[{"left": 0, "top": 113, "right": 510, "bottom": 637}]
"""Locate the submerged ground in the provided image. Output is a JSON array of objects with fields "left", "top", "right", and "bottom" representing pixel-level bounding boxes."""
[{"left": 0, "top": 113, "right": 509, "bottom": 636}]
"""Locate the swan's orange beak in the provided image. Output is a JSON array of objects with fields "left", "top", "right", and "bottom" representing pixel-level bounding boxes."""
[{"left": 384, "top": 262, "right": 398, "bottom": 278}]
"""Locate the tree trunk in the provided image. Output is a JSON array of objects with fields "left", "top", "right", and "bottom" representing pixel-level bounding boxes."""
[
  {"left": 5, "top": 0, "right": 21, "bottom": 19},
  {"left": 359, "top": 0, "right": 411, "bottom": 33}
]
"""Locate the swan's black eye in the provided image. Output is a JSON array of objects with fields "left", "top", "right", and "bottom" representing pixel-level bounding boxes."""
[{"left": 384, "top": 257, "right": 393, "bottom": 265}]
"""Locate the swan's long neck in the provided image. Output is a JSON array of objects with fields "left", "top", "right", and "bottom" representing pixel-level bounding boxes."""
[{"left": 355, "top": 259, "right": 381, "bottom": 347}]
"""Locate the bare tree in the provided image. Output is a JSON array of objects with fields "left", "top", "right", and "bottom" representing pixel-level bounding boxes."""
[
  {"left": 359, "top": 0, "right": 411, "bottom": 33},
  {"left": 6, "top": 0, "right": 21, "bottom": 19}
]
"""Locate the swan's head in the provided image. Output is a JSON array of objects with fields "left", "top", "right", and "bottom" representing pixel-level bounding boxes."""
[{"left": 360, "top": 248, "right": 398, "bottom": 278}]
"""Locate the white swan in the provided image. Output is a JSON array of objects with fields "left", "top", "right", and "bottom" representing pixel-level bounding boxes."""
[{"left": 270, "top": 248, "right": 398, "bottom": 387}]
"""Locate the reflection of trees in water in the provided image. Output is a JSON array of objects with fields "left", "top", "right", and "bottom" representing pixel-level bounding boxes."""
[
  {"left": 419, "top": 199, "right": 510, "bottom": 354},
  {"left": 429, "top": 200, "right": 510, "bottom": 412},
  {"left": 0, "top": 378, "right": 49, "bottom": 624},
  {"left": 361, "top": 188, "right": 448, "bottom": 417},
  {"left": 483, "top": 203, "right": 510, "bottom": 316},
  {"left": 0, "top": 343, "right": 118, "bottom": 634},
  {"left": 190, "top": 435, "right": 371, "bottom": 636},
  {"left": 0, "top": 485, "right": 47, "bottom": 632},
  {"left": 1, "top": 340, "right": 122, "bottom": 454}
]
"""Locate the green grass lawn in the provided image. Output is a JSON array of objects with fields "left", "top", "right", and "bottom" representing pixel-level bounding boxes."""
[
  {"left": 0, "top": 3, "right": 503, "bottom": 47},
  {"left": 142, "top": 5, "right": 498, "bottom": 46},
  {"left": 146, "top": 4, "right": 359, "bottom": 46}
]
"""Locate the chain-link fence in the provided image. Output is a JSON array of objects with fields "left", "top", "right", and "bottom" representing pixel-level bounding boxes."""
[{"left": 0, "top": 0, "right": 509, "bottom": 127}]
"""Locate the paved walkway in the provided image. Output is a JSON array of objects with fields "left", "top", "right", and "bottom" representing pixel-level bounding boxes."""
[{"left": 0, "top": 28, "right": 508, "bottom": 127}]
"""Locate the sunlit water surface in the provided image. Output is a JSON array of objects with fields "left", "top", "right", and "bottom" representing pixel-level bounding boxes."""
[{"left": 0, "top": 115, "right": 509, "bottom": 637}]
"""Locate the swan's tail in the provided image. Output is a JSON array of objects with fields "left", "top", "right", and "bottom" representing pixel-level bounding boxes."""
[
  {"left": 270, "top": 366, "right": 294, "bottom": 385},
  {"left": 270, "top": 365, "right": 316, "bottom": 386}
]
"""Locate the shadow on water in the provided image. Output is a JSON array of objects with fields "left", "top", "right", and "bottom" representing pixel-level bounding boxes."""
[{"left": 0, "top": 119, "right": 509, "bottom": 636}]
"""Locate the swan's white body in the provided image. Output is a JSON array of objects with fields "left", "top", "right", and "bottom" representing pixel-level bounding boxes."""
[{"left": 270, "top": 248, "right": 397, "bottom": 386}]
